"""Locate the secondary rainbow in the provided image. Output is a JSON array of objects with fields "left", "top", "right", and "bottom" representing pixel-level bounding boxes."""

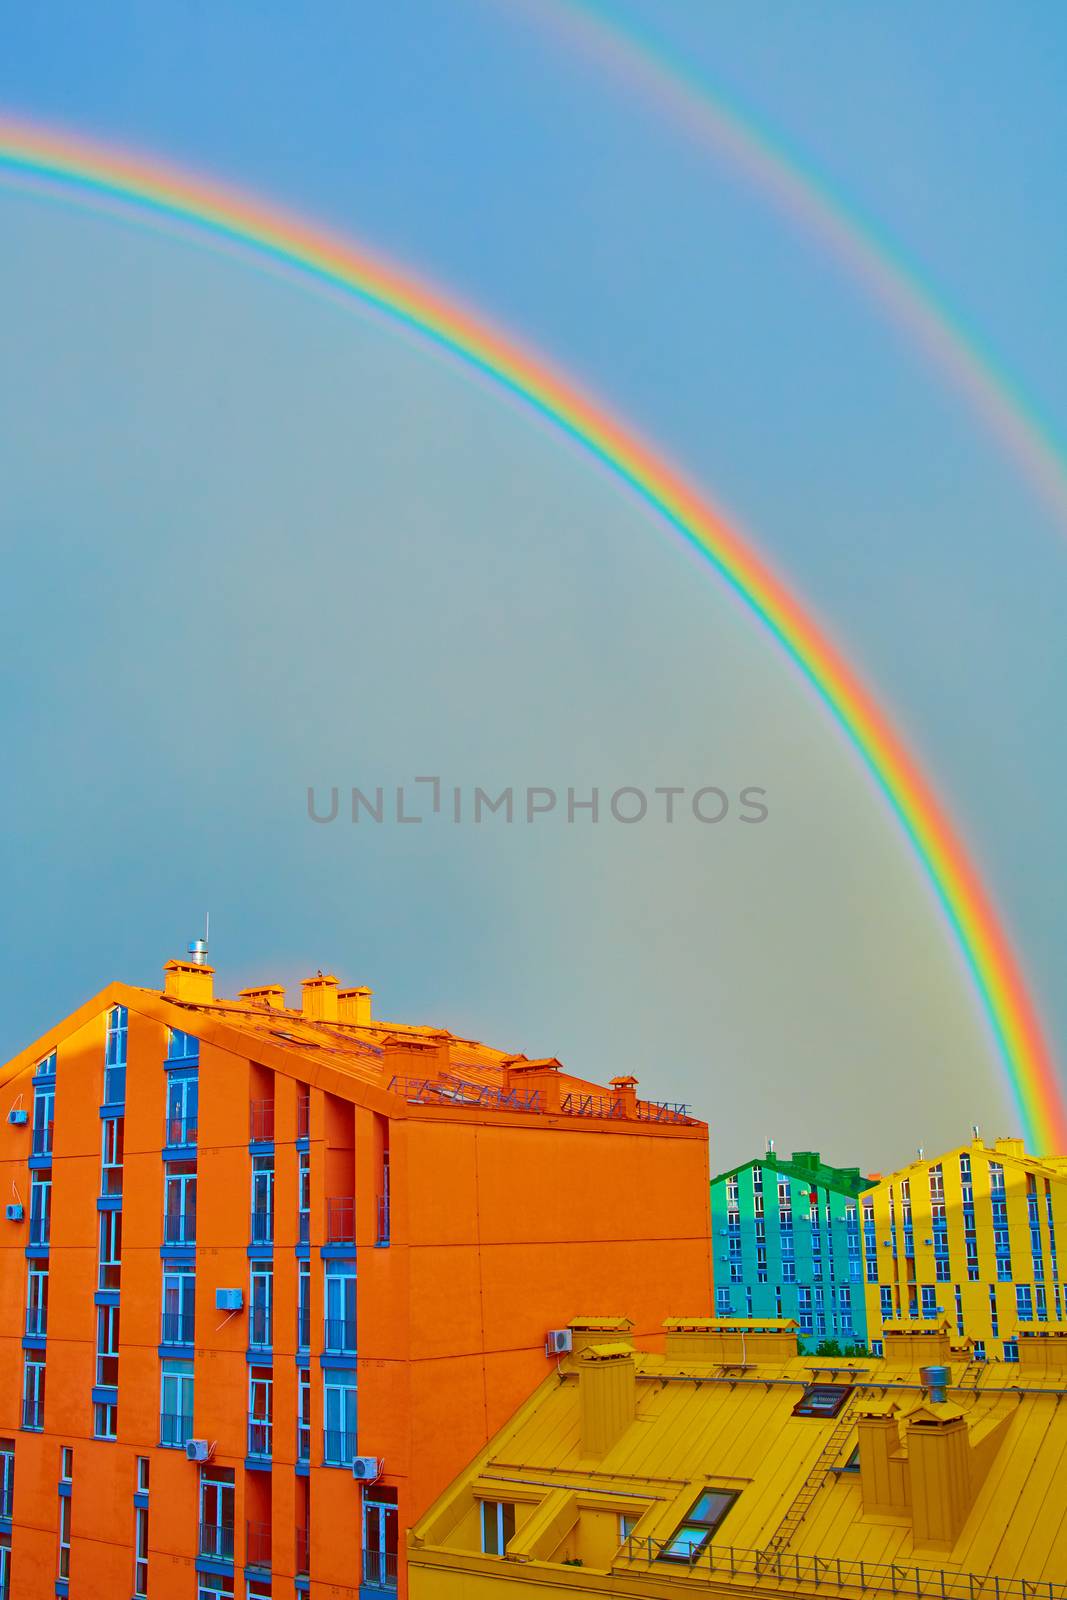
[
  {"left": 0, "top": 115, "right": 1061, "bottom": 1150},
  {"left": 534, "top": 0, "right": 1067, "bottom": 539}
]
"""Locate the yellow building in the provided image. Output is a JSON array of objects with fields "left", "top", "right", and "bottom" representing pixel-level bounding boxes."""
[
  {"left": 861, "top": 1137, "right": 1067, "bottom": 1360},
  {"left": 408, "top": 1316, "right": 1067, "bottom": 1598}
]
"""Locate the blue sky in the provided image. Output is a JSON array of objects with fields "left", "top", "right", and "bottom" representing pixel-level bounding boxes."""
[{"left": 1, "top": 1, "right": 1065, "bottom": 1168}]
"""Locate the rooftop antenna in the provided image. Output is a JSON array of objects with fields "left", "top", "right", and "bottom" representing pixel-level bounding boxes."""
[
  {"left": 917, "top": 1146, "right": 924, "bottom": 1160},
  {"left": 972, "top": 1123, "right": 980, "bottom": 1141},
  {"left": 766, "top": 1136, "right": 775, "bottom": 1154}
]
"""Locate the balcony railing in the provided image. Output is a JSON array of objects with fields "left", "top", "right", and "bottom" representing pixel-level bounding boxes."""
[
  {"left": 362, "top": 1551, "right": 398, "bottom": 1591},
  {"left": 246, "top": 1520, "right": 272, "bottom": 1569},
  {"left": 249, "top": 1308, "right": 272, "bottom": 1351},
  {"left": 0, "top": 1486, "right": 12, "bottom": 1519},
  {"left": 198, "top": 1522, "right": 235, "bottom": 1562},
  {"left": 31, "top": 1121, "right": 54, "bottom": 1158},
  {"left": 25, "top": 1305, "right": 47, "bottom": 1339},
  {"left": 165, "top": 1114, "right": 198, "bottom": 1148},
  {"left": 296, "top": 1525, "right": 310, "bottom": 1576},
  {"left": 324, "top": 1317, "right": 357, "bottom": 1355},
  {"left": 250, "top": 1101, "right": 275, "bottom": 1143},
  {"left": 620, "top": 1540, "right": 1067, "bottom": 1600},
  {"left": 247, "top": 1419, "right": 272, "bottom": 1459},
  {"left": 296, "top": 1094, "right": 310, "bottom": 1140},
  {"left": 323, "top": 1428, "right": 357, "bottom": 1467},
  {"left": 163, "top": 1207, "right": 196, "bottom": 1246},
  {"left": 250, "top": 1207, "right": 274, "bottom": 1246},
  {"left": 21, "top": 1399, "right": 43, "bottom": 1431},
  {"left": 160, "top": 1311, "right": 195, "bottom": 1345},
  {"left": 160, "top": 1411, "right": 193, "bottom": 1448},
  {"left": 297, "top": 1307, "right": 310, "bottom": 1350},
  {"left": 326, "top": 1198, "right": 355, "bottom": 1245}
]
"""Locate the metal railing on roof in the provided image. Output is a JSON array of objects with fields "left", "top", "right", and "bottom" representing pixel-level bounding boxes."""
[
  {"left": 386, "top": 1074, "right": 695, "bottom": 1123},
  {"left": 621, "top": 1540, "right": 1067, "bottom": 1600}
]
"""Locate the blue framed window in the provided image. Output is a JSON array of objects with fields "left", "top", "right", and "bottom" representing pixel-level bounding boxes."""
[
  {"left": 198, "top": 1467, "right": 234, "bottom": 1562},
  {"left": 298, "top": 1149, "right": 310, "bottom": 1244},
  {"left": 104, "top": 1006, "right": 128, "bottom": 1105},
  {"left": 880, "top": 1286, "right": 893, "bottom": 1319},
  {"left": 160, "top": 1360, "right": 193, "bottom": 1448},
  {"left": 251, "top": 1155, "right": 274, "bottom": 1246},
  {"left": 323, "top": 1373, "right": 356, "bottom": 1465},
  {"left": 166, "top": 1029, "right": 199, "bottom": 1064},
  {"left": 94, "top": 1398, "right": 118, "bottom": 1440},
  {"left": 989, "top": 1284, "right": 999, "bottom": 1336},
  {"left": 715, "top": 1288, "right": 731, "bottom": 1316},
  {"left": 29, "top": 1174, "right": 51, "bottom": 1248},
  {"left": 0, "top": 1440, "right": 14, "bottom": 1518},
  {"left": 25, "top": 1264, "right": 48, "bottom": 1338},
  {"left": 363, "top": 1488, "right": 398, "bottom": 1591},
  {"left": 249, "top": 1264, "right": 273, "bottom": 1351},
  {"left": 248, "top": 1367, "right": 272, "bottom": 1459},
  {"left": 21, "top": 1356, "right": 44, "bottom": 1431},
  {"left": 1003, "top": 1338, "right": 1019, "bottom": 1363},
  {"left": 101, "top": 1117, "right": 124, "bottom": 1198},
  {"left": 297, "top": 1366, "right": 310, "bottom": 1463},
  {"left": 297, "top": 1258, "right": 310, "bottom": 1350},
  {"left": 920, "top": 1285, "right": 937, "bottom": 1321},
  {"left": 96, "top": 1304, "right": 120, "bottom": 1386},
  {"left": 165, "top": 1074, "right": 198, "bottom": 1149},
  {"left": 164, "top": 1164, "right": 196, "bottom": 1246},
  {"left": 1016, "top": 1284, "right": 1034, "bottom": 1322},
  {"left": 31, "top": 1082, "right": 54, "bottom": 1159},
  {"left": 99, "top": 1209, "right": 122, "bottom": 1291},
  {"left": 324, "top": 1262, "right": 356, "bottom": 1354},
  {"left": 162, "top": 1267, "right": 195, "bottom": 1346}
]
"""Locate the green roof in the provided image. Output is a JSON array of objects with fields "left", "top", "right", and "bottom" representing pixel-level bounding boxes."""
[{"left": 710, "top": 1149, "right": 874, "bottom": 1198}]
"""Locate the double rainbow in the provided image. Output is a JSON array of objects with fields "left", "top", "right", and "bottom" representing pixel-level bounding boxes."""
[{"left": 1, "top": 116, "right": 1061, "bottom": 1150}]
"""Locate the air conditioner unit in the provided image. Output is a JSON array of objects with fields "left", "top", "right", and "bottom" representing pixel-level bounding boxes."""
[
  {"left": 7, "top": 1109, "right": 27, "bottom": 1126},
  {"left": 5, "top": 1204, "right": 23, "bottom": 1222},
  {"left": 185, "top": 1440, "right": 211, "bottom": 1463},
  {"left": 215, "top": 1288, "right": 244, "bottom": 1312},
  {"left": 352, "top": 1456, "right": 382, "bottom": 1482},
  {"left": 545, "top": 1329, "right": 572, "bottom": 1356}
]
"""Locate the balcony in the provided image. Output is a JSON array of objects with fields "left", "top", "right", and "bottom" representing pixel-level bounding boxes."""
[
  {"left": 31, "top": 1121, "right": 54, "bottom": 1159},
  {"left": 165, "top": 1114, "right": 198, "bottom": 1149},
  {"left": 323, "top": 1428, "right": 356, "bottom": 1467},
  {"left": 249, "top": 1101, "right": 275, "bottom": 1144},
  {"left": 250, "top": 1207, "right": 274, "bottom": 1248},
  {"left": 21, "top": 1399, "right": 43, "bottom": 1432},
  {"left": 363, "top": 1551, "right": 398, "bottom": 1592},
  {"left": 325, "top": 1198, "right": 355, "bottom": 1246},
  {"left": 247, "top": 1419, "right": 272, "bottom": 1460},
  {"left": 163, "top": 1207, "right": 196, "bottom": 1247},
  {"left": 198, "top": 1522, "right": 234, "bottom": 1563},
  {"left": 159, "top": 1412, "right": 193, "bottom": 1449},
  {"left": 246, "top": 1520, "right": 271, "bottom": 1570},
  {"left": 296, "top": 1094, "right": 310, "bottom": 1140},
  {"left": 160, "top": 1311, "right": 195, "bottom": 1346},
  {"left": 324, "top": 1317, "right": 356, "bottom": 1355}
]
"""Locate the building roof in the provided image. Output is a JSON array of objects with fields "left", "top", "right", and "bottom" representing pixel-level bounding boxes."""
[
  {"left": 711, "top": 1148, "right": 873, "bottom": 1197},
  {"left": 410, "top": 1319, "right": 1067, "bottom": 1598},
  {"left": 867, "top": 1138, "right": 1067, "bottom": 1188}
]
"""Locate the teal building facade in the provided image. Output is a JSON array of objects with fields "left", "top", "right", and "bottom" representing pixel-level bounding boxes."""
[{"left": 710, "top": 1148, "right": 874, "bottom": 1351}]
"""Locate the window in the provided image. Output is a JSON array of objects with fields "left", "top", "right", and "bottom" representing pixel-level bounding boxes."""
[
  {"left": 1003, "top": 1338, "right": 1020, "bottom": 1363},
  {"left": 133, "top": 1500, "right": 149, "bottom": 1597},
  {"left": 248, "top": 1368, "right": 272, "bottom": 1459},
  {"left": 246, "top": 1580, "right": 271, "bottom": 1600},
  {"left": 1017, "top": 1284, "right": 1034, "bottom": 1322},
  {"left": 136, "top": 1456, "right": 150, "bottom": 1495},
  {"left": 250, "top": 1265, "right": 273, "bottom": 1350},
  {"left": 989, "top": 1284, "right": 1000, "bottom": 1337},
  {"left": 98, "top": 1209, "right": 122, "bottom": 1290},
  {"left": 298, "top": 1150, "right": 310, "bottom": 1244},
  {"left": 162, "top": 1266, "right": 195, "bottom": 1345},
  {"left": 96, "top": 1304, "right": 120, "bottom": 1387},
  {"left": 94, "top": 1400, "right": 117, "bottom": 1440},
  {"left": 164, "top": 1163, "right": 196, "bottom": 1246},
  {"left": 0, "top": 1440, "right": 13, "bottom": 1519},
  {"left": 880, "top": 1286, "right": 893, "bottom": 1320},
  {"left": 793, "top": 1384, "right": 851, "bottom": 1419},
  {"left": 325, "top": 1263, "right": 356, "bottom": 1353},
  {"left": 297, "top": 1259, "right": 310, "bottom": 1350},
  {"left": 363, "top": 1487, "right": 398, "bottom": 1590},
  {"left": 657, "top": 1489, "right": 737, "bottom": 1562},
  {"left": 619, "top": 1512, "right": 638, "bottom": 1542},
  {"left": 101, "top": 1117, "right": 124, "bottom": 1196},
  {"left": 21, "top": 1357, "right": 44, "bottom": 1431},
  {"left": 870, "top": 1340, "right": 884, "bottom": 1357},
  {"left": 165, "top": 1073, "right": 198, "bottom": 1148},
  {"left": 297, "top": 1367, "right": 310, "bottom": 1463},
  {"left": 323, "top": 1374, "right": 356, "bottom": 1466},
  {"left": 26, "top": 1265, "right": 48, "bottom": 1338},
  {"left": 973, "top": 1339, "right": 986, "bottom": 1361},
  {"left": 32, "top": 1082, "right": 55, "bottom": 1159},
  {"left": 104, "top": 1006, "right": 128, "bottom": 1104},
  {"left": 58, "top": 1490, "right": 71, "bottom": 1580},
  {"left": 920, "top": 1286, "right": 937, "bottom": 1321},
  {"left": 160, "top": 1359, "right": 193, "bottom": 1447},
  {"left": 480, "top": 1500, "right": 516, "bottom": 1557},
  {"left": 251, "top": 1155, "right": 274, "bottom": 1245},
  {"left": 199, "top": 1467, "right": 235, "bottom": 1562},
  {"left": 29, "top": 1173, "right": 51, "bottom": 1247},
  {"left": 167, "top": 1029, "right": 199, "bottom": 1063},
  {"left": 782, "top": 1260, "right": 796, "bottom": 1283},
  {"left": 198, "top": 1580, "right": 234, "bottom": 1600}
]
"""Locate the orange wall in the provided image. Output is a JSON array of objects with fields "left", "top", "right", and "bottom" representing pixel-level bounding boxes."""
[{"left": 0, "top": 990, "right": 711, "bottom": 1599}]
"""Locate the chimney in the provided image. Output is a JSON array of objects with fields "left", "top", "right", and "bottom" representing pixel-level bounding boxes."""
[
  {"left": 338, "top": 986, "right": 373, "bottom": 1025},
  {"left": 993, "top": 1137, "right": 1026, "bottom": 1158},
  {"left": 609, "top": 1075, "right": 638, "bottom": 1116},
  {"left": 856, "top": 1400, "right": 908, "bottom": 1516},
  {"left": 666, "top": 1317, "right": 797, "bottom": 1364},
  {"left": 163, "top": 956, "right": 215, "bottom": 1004},
  {"left": 905, "top": 1401, "right": 971, "bottom": 1549},
  {"left": 568, "top": 1318, "right": 634, "bottom": 1355},
  {"left": 301, "top": 974, "right": 339, "bottom": 1023},
  {"left": 578, "top": 1343, "right": 635, "bottom": 1457},
  {"left": 239, "top": 985, "right": 286, "bottom": 1010}
]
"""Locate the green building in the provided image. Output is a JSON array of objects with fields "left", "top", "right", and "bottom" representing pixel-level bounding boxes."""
[{"left": 710, "top": 1147, "right": 875, "bottom": 1351}]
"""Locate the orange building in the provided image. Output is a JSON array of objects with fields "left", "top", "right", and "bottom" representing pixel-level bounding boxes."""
[{"left": 0, "top": 950, "right": 711, "bottom": 1600}]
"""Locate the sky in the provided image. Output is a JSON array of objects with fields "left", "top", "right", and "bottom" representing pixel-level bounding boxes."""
[{"left": 1, "top": 1, "right": 1066, "bottom": 1172}]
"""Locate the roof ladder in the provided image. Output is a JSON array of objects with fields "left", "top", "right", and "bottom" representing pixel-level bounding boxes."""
[{"left": 760, "top": 1390, "right": 865, "bottom": 1559}]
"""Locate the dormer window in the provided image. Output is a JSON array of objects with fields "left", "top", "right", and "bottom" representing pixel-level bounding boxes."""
[
  {"left": 658, "top": 1490, "right": 737, "bottom": 1562},
  {"left": 793, "top": 1383, "right": 851, "bottom": 1418}
]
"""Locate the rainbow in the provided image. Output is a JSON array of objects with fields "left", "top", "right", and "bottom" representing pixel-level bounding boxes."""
[
  {"left": 532, "top": 0, "right": 1067, "bottom": 539},
  {"left": 0, "top": 115, "right": 1062, "bottom": 1150}
]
